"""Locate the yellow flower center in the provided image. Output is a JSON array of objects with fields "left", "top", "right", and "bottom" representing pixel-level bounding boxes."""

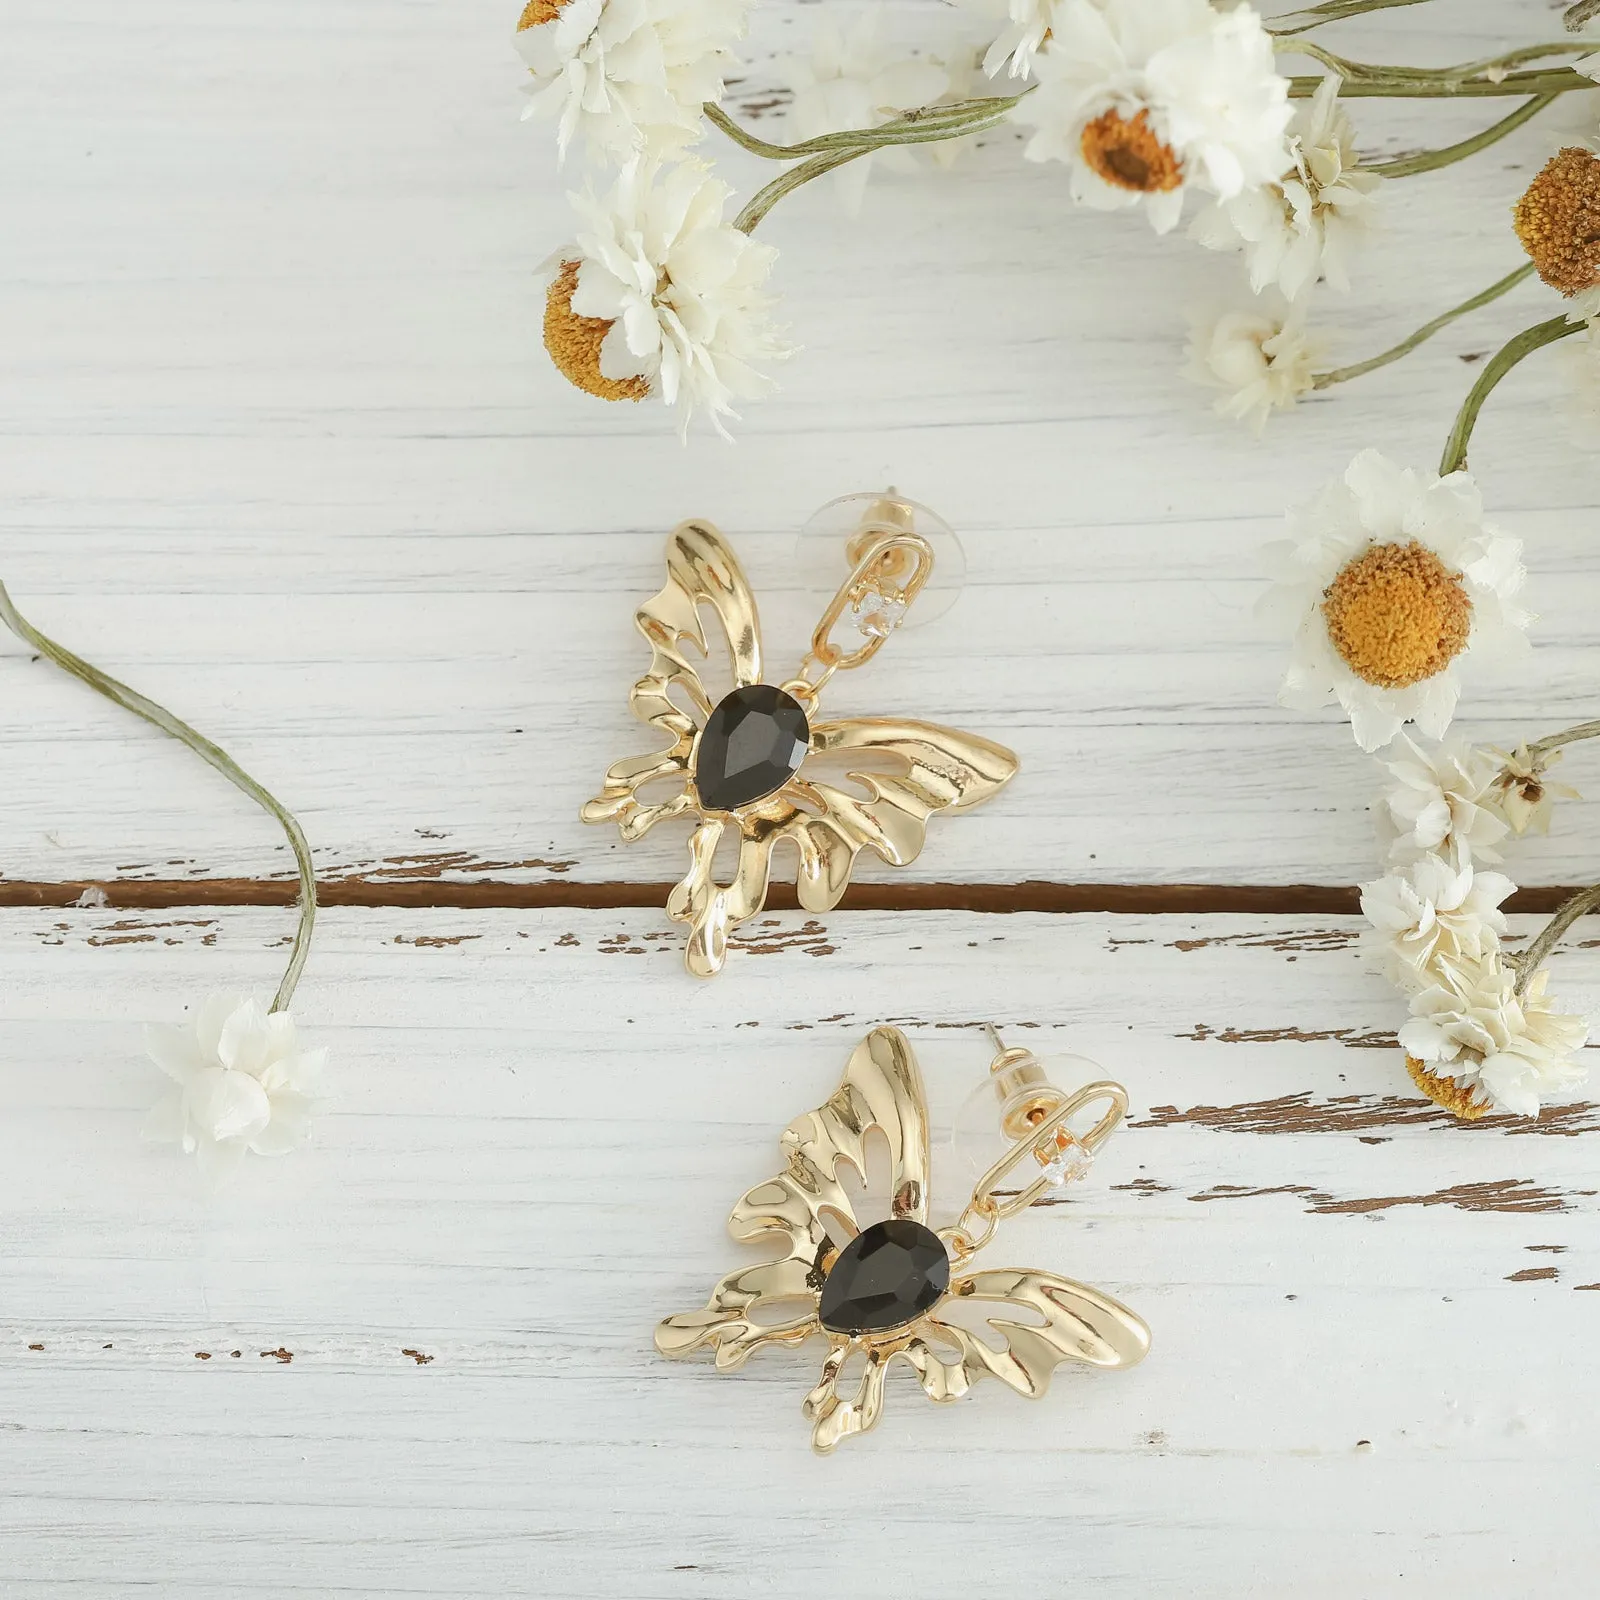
[
  {"left": 543, "top": 261, "right": 651, "bottom": 404},
  {"left": 518, "top": 0, "right": 570, "bottom": 27},
  {"left": 1513, "top": 147, "right": 1600, "bottom": 296},
  {"left": 1079, "top": 109, "right": 1183, "bottom": 195},
  {"left": 1320, "top": 541, "right": 1471, "bottom": 689},
  {"left": 1405, "top": 1056, "right": 1488, "bottom": 1121}
]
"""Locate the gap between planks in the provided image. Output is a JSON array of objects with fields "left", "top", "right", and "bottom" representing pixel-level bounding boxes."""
[{"left": 0, "top": 878, "right": 1592, "bottom": 914}]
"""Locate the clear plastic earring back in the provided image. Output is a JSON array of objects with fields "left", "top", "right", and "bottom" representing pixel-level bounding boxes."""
[
  {"left": 947, "top": 1033, "right": 1116, "bottom": 1190},
  {"left": 792, "top": 490, "right": 967, "bottom": 631}
]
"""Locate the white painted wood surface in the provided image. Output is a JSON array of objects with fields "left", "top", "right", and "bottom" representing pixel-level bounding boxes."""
[
  {"left": 5, "top": 0, "right": 1600, "bottom": 1594},
  {"left": 3, "top": 907, "right": 1598, "bottom": 1596},
  {"left": 4, "top": 0, "right": 1600, "bottom": 888}
]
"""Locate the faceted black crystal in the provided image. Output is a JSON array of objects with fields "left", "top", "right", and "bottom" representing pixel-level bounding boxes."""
[
  {"left": 694, "top": 685, "right": 810, "bottom": 812},
  {"left": 818, "top": 1218, "right": 951, "bottom": 1336}
]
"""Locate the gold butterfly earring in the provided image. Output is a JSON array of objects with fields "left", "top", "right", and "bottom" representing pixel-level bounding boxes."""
[
  {"left": 655, "top": 1026, "right": 1150, "bottom": 1453},
  {"left": 581, "top": 497, "right": 1020, "bottom": 976}
]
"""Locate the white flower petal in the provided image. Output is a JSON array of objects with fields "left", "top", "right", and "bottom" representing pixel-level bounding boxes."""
[
  {"left": 144, "top": 1023, "right": 205, "bottom": 1084},
  {"left": 183, "top": 1066, "right": 273, "bottom": 1146}
]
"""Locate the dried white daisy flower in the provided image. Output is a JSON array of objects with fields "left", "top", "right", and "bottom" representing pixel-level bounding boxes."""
[
  {"left": 1482, "top": 742, "right": 1580, "bottom": 836},
  {"left": 1191, "top": 75, "right": 1380, "bottom": 300},
  {"left": 543, "top": 156, "right": 793, "bottom": 438},
  {"left": 1400, "top": 957, "right": 1588, "bottom": 1119},
  {"left": 1259, "top": 450, "right": 1533, "bottom": 751},
  {"left": 143, "top": 994, "right": 327, "bottom": 1183},
  {"left": 1013, "top": 0, "right": 1292, "bottom": 235},
  {"left": 1378, "top": 734, "right": 1509, "bottom": 866},
  {"left": 1360, "top": 853, "right": 1514, "bottom": 994},
  {"left": 783, "top": 15, "right": 949, "bottom": 215},
  {"left": 1184, "top": 303, "right": 1320, "bottom": 434},
  {"left": 514, "top": 0, "right": 746, "bottom": 164}
]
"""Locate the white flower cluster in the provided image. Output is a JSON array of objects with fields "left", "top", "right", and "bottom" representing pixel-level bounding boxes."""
[
  {"left": 143, "top": 994, "right": 328, "bottom": 1182},
  {"left": 518, "top": 0, "right": 1363, "bottom": 436},
  {"left": 1360, "top": 737, "right": 1588, "bottom": 1118},
  {"left": 517, "top": 0, "right": 795, "bottom": 435},
  {"left": 944, "top": 0, "right": 1372, "bottom": 432},
  {"left": 1181, "top": 72, "right": 1380, "bottom": 431}
]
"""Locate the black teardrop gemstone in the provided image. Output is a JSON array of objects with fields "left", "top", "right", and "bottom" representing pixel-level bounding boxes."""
[
  {"left": 694, "top": 685, "right": 810, "bottom": 812},
  {"left": 818, "top": 1218, "right": 951, "bottom": 1336}
]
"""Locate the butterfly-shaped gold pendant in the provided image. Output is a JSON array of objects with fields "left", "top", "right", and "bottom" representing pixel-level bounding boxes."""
[
  {"left": 655, "top": 1027, "right": 1150, "bottom": 1452},
  {"left": 580, "top": 520, "right": 1019, "bottom": 977}
]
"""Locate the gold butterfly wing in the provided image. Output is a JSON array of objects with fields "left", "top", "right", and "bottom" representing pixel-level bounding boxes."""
[
  {"left": 904, "top": 1268, "right": 1151, "bottom": 1403},
  {"left": 580, "top": 519, "right": 763, "bottom": 844},
  {"left": 667, "top": 718, "right": 1019, "bottom": 975},
  {"left": 802, "top": 1256, "right": 1149, "bottom": 1453},
  {"left": 654, "top": 1027, "right": 930, "bottom": 1370}
]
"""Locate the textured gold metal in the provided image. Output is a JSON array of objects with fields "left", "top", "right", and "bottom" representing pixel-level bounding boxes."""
[
  {"left": 581, "top": 521, "right": 1020, "bottom": 977},
  {"left": 655, "top": 1028, "right": 1150, "bottom": 1452}
]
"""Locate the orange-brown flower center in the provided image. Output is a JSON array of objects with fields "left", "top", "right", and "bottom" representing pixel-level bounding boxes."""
[
  {"left": 543, "top": 260, "right": 651, "bottom": 404},
  {"left": 518, "top": 0, "right": 571, "bottom": 26},
  {"left": 1080, "top": 108, "right": 1183, "bottom": 194},
  {"left": 1513, "top": 147, "right": 1600, "bottom": 296},
  {"left": 1321, "top": 541, "right": 1471, "bottom": 689},
  {"left": 1405, "top": 1055, "right": 1488, "bottom": 1120}
]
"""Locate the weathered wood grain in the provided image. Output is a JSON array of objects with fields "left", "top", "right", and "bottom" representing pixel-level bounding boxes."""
[
  {"left": 4, "top": 0, "right": 1599, "bottom": 892},
  {"left": 2, "top": 907, "right": 1598, "bottom": 1594}
]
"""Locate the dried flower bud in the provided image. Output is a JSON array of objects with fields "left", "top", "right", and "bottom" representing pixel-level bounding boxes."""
[
  {"left": 1513, "top": 147, "right": 1600, "bottom": 296},
  {"left": 543, "top": 260, "right": 651, "bottom": 404},
  {"left": 1405, "top": 1054, "right": 1489, "bottom": 1120},
  {"left": 518, "top": 0, "right": 569, "bottom": 28},
  {"left": 1484, "top": 743, "right": 1578, "bottom": 836}
]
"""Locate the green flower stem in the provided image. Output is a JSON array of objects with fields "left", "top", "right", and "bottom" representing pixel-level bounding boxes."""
[
  {"left": 1368, "top": 94, "right": 1561, "bottom": 179},
  {"left": 730, "top": 108, "right": 1018, "bottom": 234},
  {"left": 707, "top": 94, "right": 1027, "bottom": 163},
  {"left": 1270, "top": 0, "right": 1434, "bottom": 35},
  {"left": 1512, "top": 883, "right": 1600, "bottom": 995},
  {"left": 1438, "top": 313, "right": 1582, "bottom": 475},
  {"left": 0, "top": 581, "right": 316, "bottom": 1014},
  {"left": 1286, "top": 65, "right": 1594, "bottom": 98},
  {"left": 1312, "top": 263, "right": 1536, "bottom": 390},
  {"left": 1286, "top": 38, "right": 1599, "bottom": 83}
]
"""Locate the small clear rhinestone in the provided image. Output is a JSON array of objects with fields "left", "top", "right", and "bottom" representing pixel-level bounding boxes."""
[
  {"left": 1037, "top": 1130, "right": 1093, "bottom": 1188},
  {"left": 846, "top": 586, "right": 908, "bottom": 641}
]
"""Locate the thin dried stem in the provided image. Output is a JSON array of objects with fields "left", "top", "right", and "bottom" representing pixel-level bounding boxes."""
[
  {"left": 731, "top": 109, "right": 1016, "bottom": 233},
  {"left": 1313, "top": 263, "right": 1535, "bottom": 389},
  {"left": 1286, "top": 65, "right": 1594, "bottom": 98},
  {"left": 1368, "top": 94, "right": 1560, "bottom": 179},
  {"left": 0, "top": 581, "right": 317, "bottom": 1013},
  {"left": 1513, "top": 884, "right": 1600, "bottom": 994},
  {"left": 708, "top": 94, "right": 1027, "bottom": 163},
  {"left": 1270, "top": 0, "right": 1434, "bottom": 36},
  {"left": 1529, "top": 720, "right": 1600, "bottom": 762},
  {"left": 1438, "top": 314, "right": 1582, "bottom": 475}
]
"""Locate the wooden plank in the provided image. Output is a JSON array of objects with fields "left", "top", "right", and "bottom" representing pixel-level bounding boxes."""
[
  {"left": 2, "top": 907, "right": 1597, "bottom": 1594},
  {"left": 5, "top": 0, "right": 1598, "bottom": 890}
]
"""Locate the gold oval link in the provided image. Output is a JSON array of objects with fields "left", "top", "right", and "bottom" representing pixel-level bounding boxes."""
[
  {"left": 807, "top": 530, "right": 935, "bottom": 675},
  {"left": 969, "top": 1080, "right": 1129, "bottom": 1224}
]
